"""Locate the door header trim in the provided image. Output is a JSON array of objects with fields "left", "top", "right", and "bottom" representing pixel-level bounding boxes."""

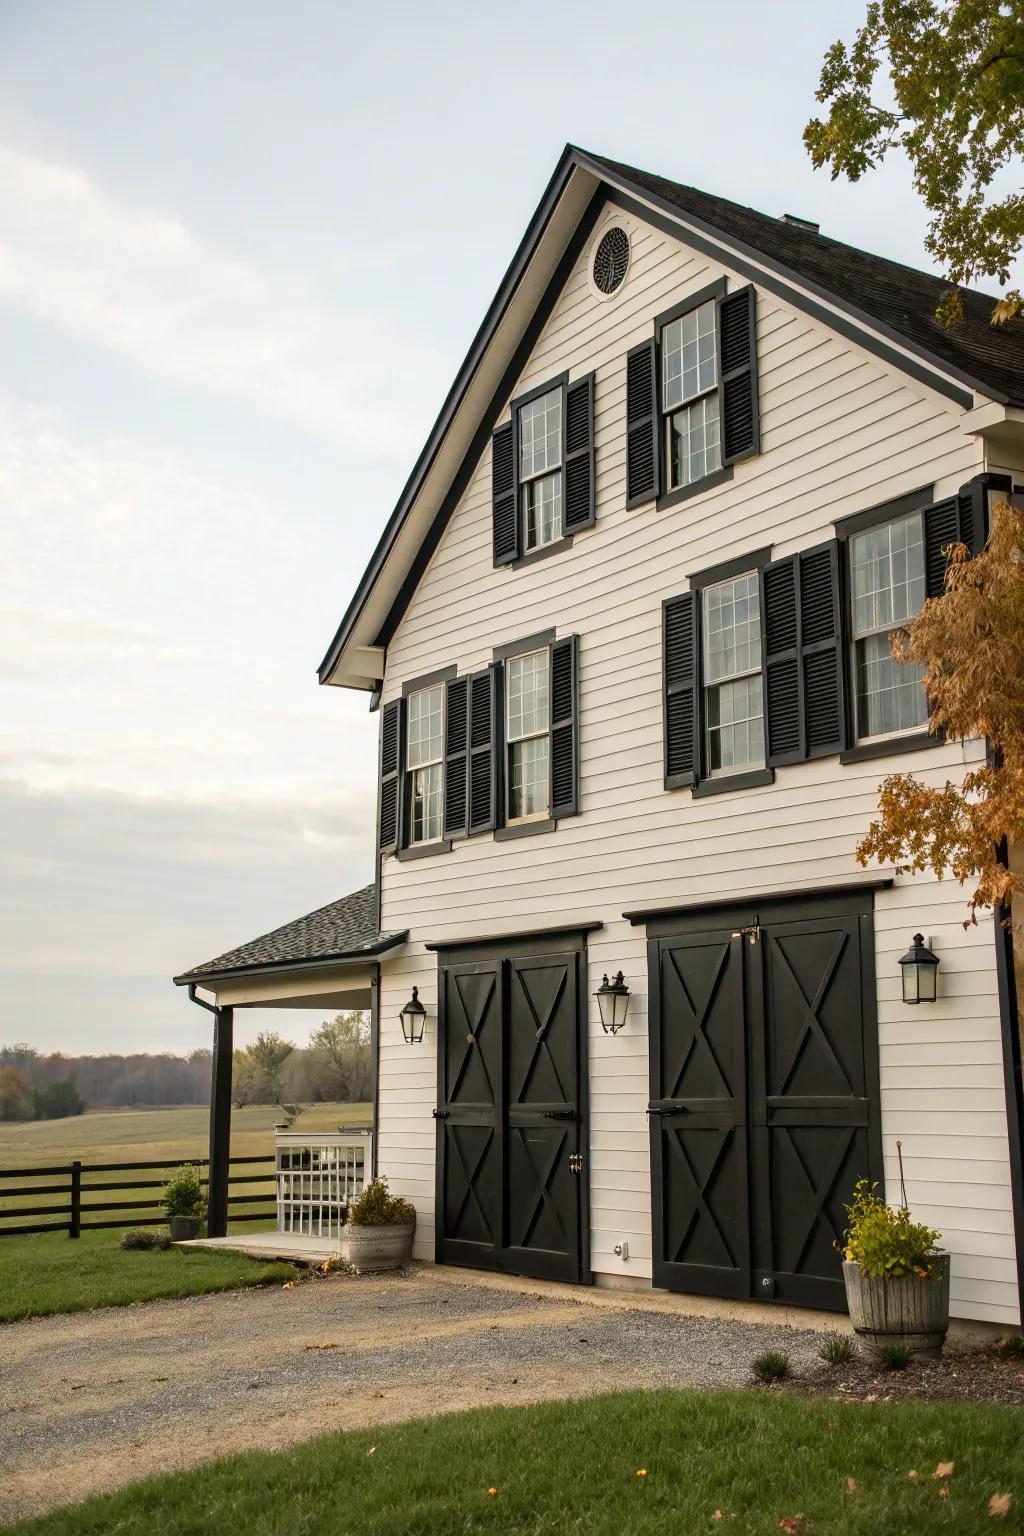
[
  {"left": 426, "top": 921, "right": 602, "bottom": 953},
  {"left": 624, "top": 879, "right": 892, "bottom": 927}
]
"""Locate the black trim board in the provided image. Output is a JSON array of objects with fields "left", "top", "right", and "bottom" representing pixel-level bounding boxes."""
[
  {"left": 692, "top": 767, "right": 774, "bottom": 797},
  {"left": 493, "top": 628, "right": 556, "bottom": 662},
  {"left": 494, "top": 818, "right": 555, "bottom": 840},
  {"left": 840, "top": 731, "right": 940, "bottom": 765},
  {"left": 425, "top": 921, "right": 602, "bottom": 953},
  {"left": 396, "top": 839, "right": 453, "bottom": 861},
  {"left": 833, "top": 485, "right": 935, "bottom": 540},
  {"left": 401, "top": 665, "right": 457, "bottom": 698},
  {"left": 656, "top": 464, "right": 733, "bottom": 512},
  {"left": 653, "top": 277, "right": 727, "bottom": 331},
  {"left": 994, "top": 887, "right": 1024, "bottom": 1319},
  {"left": 369, "top": 963, "right": 381, "bottom": 1177},
  {"left": 510, "top": 370, "right": 569, "bottom": 413},
  {"left": 689, "top": 545, "right": 773, "bottom": 589},
  {"left": 623, "top": 878, "right": 893, "bottom": 926}
]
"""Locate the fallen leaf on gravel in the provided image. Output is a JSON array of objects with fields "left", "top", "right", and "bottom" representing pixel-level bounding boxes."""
[
  {"left": 846, "top": 1478, "right": 858, "bottom": 1493},
  {"left": 148, "top": 1376, "right": 168, "bottom": 1383},
  {"left": 907, "top": 1471, "right": 920, "bottom": 1483},
  {"left": 989, "top": 1494, "right": 1013, "bottom": 1518},
  {"left": 487, "top": 1487, "right": 498, "bottom": 1498},
  {"left": 933, "top": 1462, "right": 955, "bottom": 1481},
  {"left": 282, "top": 1282, "right": 295, "bottom": 1290},
  {"left": 778, "top": 1517, "right": 806, "bottom": 1534},
  {"left": 635, "top": 1469, "right": 648, "bottom": 1480},
  {"left": 371, "top": 1389, "right": 383, "bottom": 1399}
]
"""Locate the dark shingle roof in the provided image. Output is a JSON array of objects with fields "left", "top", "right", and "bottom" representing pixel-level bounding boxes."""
[
  {"left": 588, "top": 152, "right": 1024, "bottom": 406},
  {"left": 174, "top": 884, "right": 406, "bottom": 983}
]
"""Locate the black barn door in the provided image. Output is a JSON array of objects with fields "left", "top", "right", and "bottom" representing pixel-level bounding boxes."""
[
  {"left": 436, "top": 940, "right": 587, "bottom": 1283},
  {"left": 650, "top": 929, "right": 750, "bottom": 1297},
  {"left": 649, "top": 890, "right": 880, "bottom": 1312}
]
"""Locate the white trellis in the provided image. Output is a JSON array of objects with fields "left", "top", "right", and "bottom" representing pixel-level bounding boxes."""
[{"left": 275, "top": 1129, "right": 373, "bottom": 1238}]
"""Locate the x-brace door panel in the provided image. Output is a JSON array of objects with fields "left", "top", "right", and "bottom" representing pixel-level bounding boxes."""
[{"left": 436, "top": 959, "right": 503, "bottom": 1269}]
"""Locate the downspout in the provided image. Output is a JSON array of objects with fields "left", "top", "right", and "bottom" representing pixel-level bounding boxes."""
[{"left": 187, "top": 983, "right": 234, "bottom": 1239}]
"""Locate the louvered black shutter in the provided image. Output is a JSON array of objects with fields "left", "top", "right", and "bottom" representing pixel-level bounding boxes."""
[
  {"left": 443, "top": 676, "right": 469, "bottom": 839},
  {"left": 761, "top": 556, "right": 801, "bottom": 766},
  {"left": 625, "top": 339, "right": 659, "bottom": 506},
  {"left": 492, "top": 420, "right": 519, "bottom": 566},
  {"left": 663, "top": 592, "right": 700, "bottom": 787},
  {"left": 799, "top": 543, "right": 845, "bottom": 758},
  {"left": 718, "top": 286, "right": 759, "bottom": 464},
  {"left": 468, "top": 666, "right": 498, "bottom": 834},
  {"left": 549, "top": 636, "right": 579, "bottom": 819},
  {"left": 378, "top": 698, "right": 402, "bottom": 854},
  {"left": 924, "top": 486, "right": 987, "bottom": 598},
  {"left": 564, "top": 373, "right": 596, "bottom": 532}
]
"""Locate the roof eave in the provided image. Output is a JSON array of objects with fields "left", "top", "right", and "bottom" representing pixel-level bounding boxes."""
[{"left": 173, "top": 930, "right": 409, "bottom": 989}]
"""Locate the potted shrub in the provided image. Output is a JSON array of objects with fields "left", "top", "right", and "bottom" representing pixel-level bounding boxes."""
[
  {"left": 342, "top": 1177, "right": 415, "bottom": 1273},
  {"left": 163, "top": 1164, "right": 207, "bottom": 1242},
  {"left": 840, "top": 1175, "right": 949, "bottom": 1358}
]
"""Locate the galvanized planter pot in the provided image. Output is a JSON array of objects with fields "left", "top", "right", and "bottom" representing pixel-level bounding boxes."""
[
  {"left": 169, "top": 1215, "right": 200, "bottom": 1242},
  {"left": 342, "top": 1220, "right": 415, "bottom": 1273},
  {"left": 842, "top": 1253, "right": 951, "bottom": 1358}
]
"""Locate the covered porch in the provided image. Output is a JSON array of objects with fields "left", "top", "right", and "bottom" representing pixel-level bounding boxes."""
[{"left": 172, "top": 884, "right": 406, "bottom": 1237}]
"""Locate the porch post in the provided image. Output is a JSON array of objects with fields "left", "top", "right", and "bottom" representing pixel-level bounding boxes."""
[{"left": 207, "top": 1005, "right": 234, "bottom": 1237}]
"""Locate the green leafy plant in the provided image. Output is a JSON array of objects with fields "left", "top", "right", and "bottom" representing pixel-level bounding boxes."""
[
  {"left": 995, "top": 1334, "right": 1024, "bottom": 1361},
  {"left": 878, "top": 1341, "right": 915, "bottom": 1372},
  {"left": 120, "top": 1228, "right": 172, "bottom": 1251},
  {"left": 347, "top": 1176, "right": 415, "bottom": 1228},
  {"left": 162, "top": 1165, "right": 207, "bottom": 1222},
  {"left": 752, "top": 1349, "right": 790, "bottom": 1383},
  {"left": 840, "top": 1178, "right": 941, "bottom": 1279},
  {"left": 818, "top": 1332, "right": 856, "bottom": 1366}
]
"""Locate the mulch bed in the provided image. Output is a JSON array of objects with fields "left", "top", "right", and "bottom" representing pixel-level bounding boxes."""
[{"left": 782, "top": 1341, "right": 1024, "bottom": 1407}]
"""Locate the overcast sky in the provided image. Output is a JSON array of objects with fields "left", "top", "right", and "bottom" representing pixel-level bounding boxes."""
[{"left": 1, "top": 0, "right": 1010, "bottom": 1055}]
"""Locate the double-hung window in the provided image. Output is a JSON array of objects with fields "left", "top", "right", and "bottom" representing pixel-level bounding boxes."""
[
  {"left": 406, "top": 683, "right": 444, "bottom": 843},
  {"left": 662, "top": 300, "right": 721, "bottom": 491},
  {"left": 702, "top": 571, "right": 764, "bottom": 775},
  {"left": 519, "top": 387, "right": 563, "bottom": 551},
  {"left": 849, "top": 511, "right": 928, "bottom": 741},
  {"left": 506, "top": 649, "right": 549, "bottom": 820}
]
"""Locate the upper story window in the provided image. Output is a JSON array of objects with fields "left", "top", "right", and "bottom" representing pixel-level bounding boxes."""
[
  {"left": 702, "top": 571, "right": 764, "bottom": 775},
  {"left": 519, "top": 387, "right": 563, "bottom": 551},
  {"left": 663, "top": 301, "right": 721, "bottom": 491},
  {"left": 506, "top": 649, "right": 549, "bottom": 820},
  {"left": 849, "top": 511, "right": 928, "bottom": 741},
  {"left": 406, "top": 683, "right": 444, "bottom": 843}
]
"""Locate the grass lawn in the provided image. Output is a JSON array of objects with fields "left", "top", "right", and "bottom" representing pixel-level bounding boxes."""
[
  {"left": 8, "top": 1388, "right": 1022, "bottom": 1534},
  {"left": 0, "top": 1228, "right": 296, "bottom": 1324}
]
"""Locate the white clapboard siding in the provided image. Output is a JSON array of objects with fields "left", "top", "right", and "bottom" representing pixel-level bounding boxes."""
[{"left": 372, "top": 204, "right": 1018, "bottom": 1323}]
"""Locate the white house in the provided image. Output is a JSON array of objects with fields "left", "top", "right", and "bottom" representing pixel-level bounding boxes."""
[{"left": 177, "top": 146, "right": 1024, "bottom": 1331}]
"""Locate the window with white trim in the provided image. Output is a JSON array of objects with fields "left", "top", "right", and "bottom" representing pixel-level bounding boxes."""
[
  {"left": 662, "top": 300, "right": 721, "bottom": 490},
  {"left": 849, "top": 512, "right": 928, "bottom": 740},
  {"left": 406, "top": 683, "right": 444, "bottom": 843},
  {"left": 702, "top": 571, "right": 764, "bottom": 775},
  {"left": 506, "top": 649, "right": 549, "bottom": 820},
  {"left": 518, "top": 387, "right": 563, "bottom": 550}
]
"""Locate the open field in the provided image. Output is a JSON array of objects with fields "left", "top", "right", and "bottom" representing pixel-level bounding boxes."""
[{"left": 7, "top": 1388, "right": 1023, "bottom": 1535}]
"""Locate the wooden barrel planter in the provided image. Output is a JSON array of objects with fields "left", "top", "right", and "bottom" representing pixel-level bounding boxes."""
[
  {"left": 342, "top": 1219, "right": 415, "bottom": 1273},
  {"left": 843, "top": 1253, "right": 951, "bottom": 1358}
]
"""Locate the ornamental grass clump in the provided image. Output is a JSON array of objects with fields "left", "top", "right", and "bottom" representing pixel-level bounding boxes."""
[
  {"left": 347, "top": 1176, "right": 415, "bottom": 1227},
  {"left": 818, "top": 1332, "right": 855, "bottom": 1366},
  {"left": 878, "top": 1340, "right": 915, "bottom": 1372},
  {"left": 840, "top": 1178, "right": 941, "bottom": 1279},
  {"left": 752, "top": 1349, "right": 790, "bottom": 1384}
]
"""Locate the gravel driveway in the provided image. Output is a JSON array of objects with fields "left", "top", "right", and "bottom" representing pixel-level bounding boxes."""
[{"left": 0, "top": 1265, "right": 829, "bottom": 1524}]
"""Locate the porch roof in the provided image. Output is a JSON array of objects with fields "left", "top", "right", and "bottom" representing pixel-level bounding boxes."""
[{"left": 172, "top": 883, "right": 406, "bottom": 988}]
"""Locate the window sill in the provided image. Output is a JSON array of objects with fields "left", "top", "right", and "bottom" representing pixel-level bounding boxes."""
[
  {"left": 494, "top": 819, "right": 556, "bottom": 841},
  {"left": 840, "top": 731, "right": 942, "bottom": 765},
  {"left": 692, "top": 767, "right": 775, "bottom": 798},
  {"left": 656, "top": 464, "right": 733, "bottom": 513},
  {"left": 504, "top": 536, "right": 574, "bottom": 571},
  {"left": 396, "top": 839, "right": 453, "bottom": 862}
]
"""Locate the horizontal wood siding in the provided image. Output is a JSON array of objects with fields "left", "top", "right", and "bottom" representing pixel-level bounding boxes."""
[{"left": 373, "top": 207, "right": 1016, "bottom": 1322}]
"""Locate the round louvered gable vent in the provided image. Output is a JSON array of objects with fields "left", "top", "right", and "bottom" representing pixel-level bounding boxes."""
[{"left": 592, "top": 226, "right": 630, "bottom": 295}]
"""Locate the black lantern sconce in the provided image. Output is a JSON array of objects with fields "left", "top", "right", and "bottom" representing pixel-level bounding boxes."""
[
  {"left": 399, "top": 986, "right": 427, "bottom": 1043},
  {"left": 899, "top": 934, "right": 939, "bottom": 1004},
  {"left": 595, "top": 972, "right": 631, "bottom": 1035}
]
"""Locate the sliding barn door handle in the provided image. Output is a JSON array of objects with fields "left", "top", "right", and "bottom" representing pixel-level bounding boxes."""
[
  {"left": 542, "top": 1108, "right": 577, "bottom": 1121},
  {"left": 432, "top": 1108, "right": 450, "bottom": 1120}
]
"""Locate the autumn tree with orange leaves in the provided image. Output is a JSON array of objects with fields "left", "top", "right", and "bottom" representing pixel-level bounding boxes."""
[{"left": 856, "top": 499, "right": 1024, "bottom": 918}]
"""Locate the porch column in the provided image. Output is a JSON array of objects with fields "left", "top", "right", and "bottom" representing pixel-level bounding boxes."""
[{"left": 207, "top": 1005, "right": 233, "bottom": 1237}]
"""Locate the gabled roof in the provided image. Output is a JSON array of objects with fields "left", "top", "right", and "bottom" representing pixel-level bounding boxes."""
[
  {"left": 318, "top": 144, "right": 1024, "bottom": 693},
  {"left": 173, "top": 884, "right": 406, "bottom": 985}
]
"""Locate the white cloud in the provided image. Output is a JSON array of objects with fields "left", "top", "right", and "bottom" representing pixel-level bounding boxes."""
[{"left": 0, "top": 146, "right": 434, "bottom": 448}]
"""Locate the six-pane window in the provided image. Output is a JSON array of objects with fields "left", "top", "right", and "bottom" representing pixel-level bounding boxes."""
[
  {"left": 406, "top": 684, "right": 444, "bottom": 843},
  {"left": 849, "top": 513, "right": 928, "bottom": 740},
  {"left": 702, "top": 572, "right": 764, "bottom": 774},
  {"left": 663, "top": 301, "right": 721, "bottom": 490},
  {"left": 519, "top": 388, "right": 563, "bottom": 550},
  {"left": 506, "top": 650, "right": 549, "bottom": 819}
]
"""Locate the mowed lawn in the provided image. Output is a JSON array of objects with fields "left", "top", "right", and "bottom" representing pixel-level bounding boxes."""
[{"left": 9, "top": 1389, "right": 1023, "bottom": 1536}]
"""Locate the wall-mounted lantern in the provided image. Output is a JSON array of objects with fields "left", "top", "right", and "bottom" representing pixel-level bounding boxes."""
[
  {"left": 899, "top": 934, "right": 939, "bottom": 1004},
  {"left": 399, "top": 986, "right": 427, "bottom": 1043},
  {"left": 595, "top": 972, "right": 631, "bottom": 1035}
]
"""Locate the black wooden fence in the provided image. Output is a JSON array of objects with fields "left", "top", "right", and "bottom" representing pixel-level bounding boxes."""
[{"left": 0, "top": 1154, "right": 277, "bottom": 1239}]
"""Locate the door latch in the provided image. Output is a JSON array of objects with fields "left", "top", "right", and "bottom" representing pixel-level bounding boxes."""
[
  {"left": 731, "top": 923, "right": 761, "bottom": 945},
  {"left": 432, "top": 1108, "right": 450, "bottom": 1120},
  {"left": 568, "top": 1151, "right": 584, "bottom": 1175}
]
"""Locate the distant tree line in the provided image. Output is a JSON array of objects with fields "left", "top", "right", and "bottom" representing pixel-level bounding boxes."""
[{"left": 0, "top": 1013, "right": 371, "bottom": 1121}]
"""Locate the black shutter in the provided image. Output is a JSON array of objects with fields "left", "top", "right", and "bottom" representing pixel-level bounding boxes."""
[
  {"left": 718, "top": 286, "right": 760, "bottom": 464},
  {"left": 378, "top": 698, "right": 402, "bottom": 854},
  {"left": 626, "top": 339, "right": 659, "bottom": 506},
  {"left": 761, "top": 556, "right": 801, "bottom": 766},
  {"left": 761, "top": 543, "right": 845, "bottom": 764},
  {"left": 564, "top": 373, "right": 596, "bottom": 532},
  {"left": 663, "top": 592, "right": 700, "bottom": 787},
  {"left": 924, "top": 485, "right": 989, "bottom": 597},
  {"left": 492, "top": 420, "right": 519, "bottom": 566},
  {"left": 443, "top": 676, "right": 469, "bottom": 840},
  {"left": 549, "top": 636, "right": 579, "bottom": 819},
  {"left": 468, "top": 666, "right": 498, "bottom": 834}
]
